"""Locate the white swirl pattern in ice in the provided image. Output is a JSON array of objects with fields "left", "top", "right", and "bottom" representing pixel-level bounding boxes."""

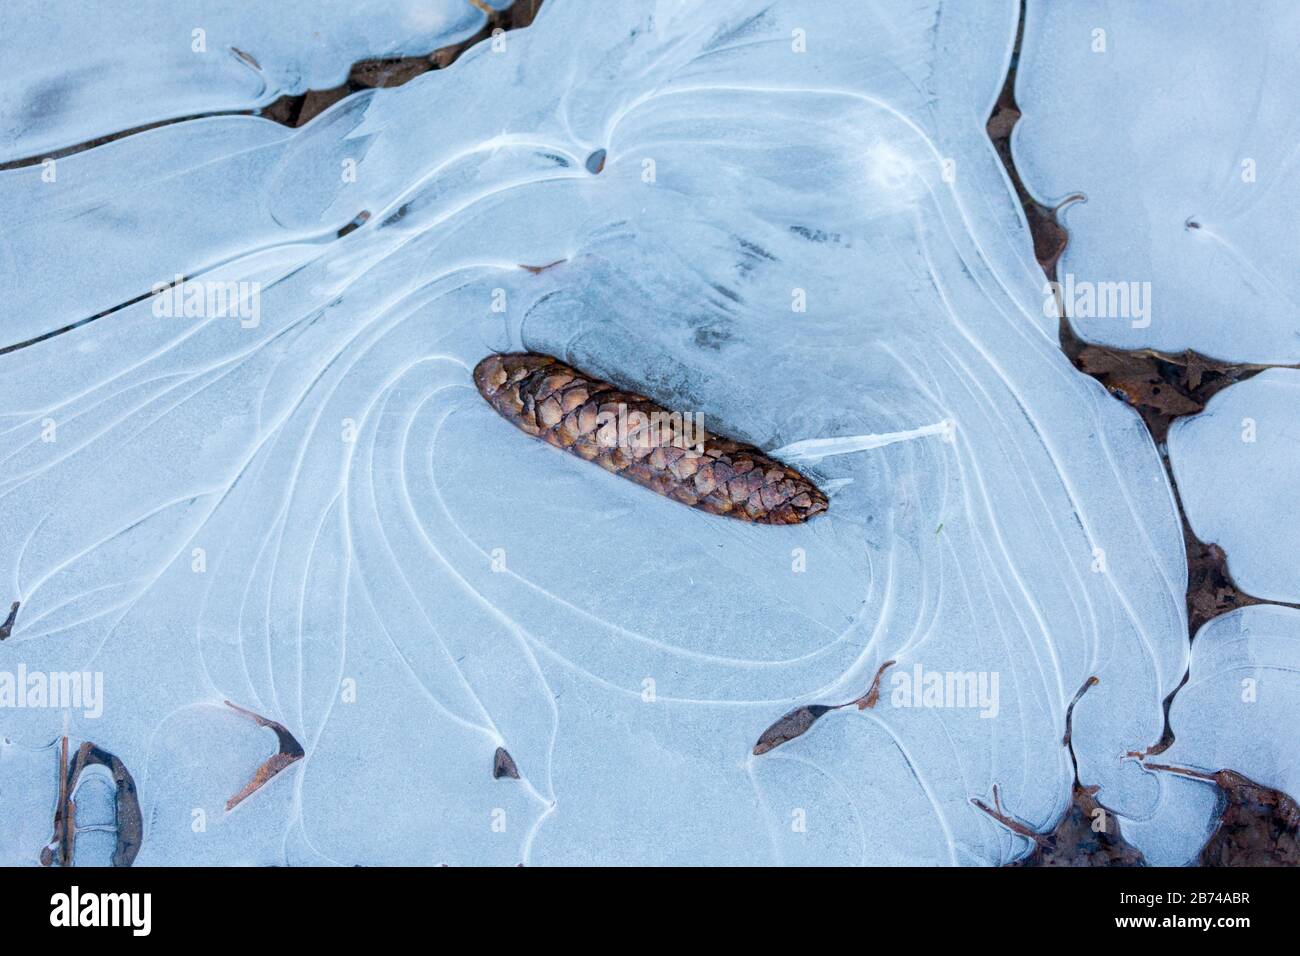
[{"left": 0, "top": 0, "right": 1192, "bottom": 865}]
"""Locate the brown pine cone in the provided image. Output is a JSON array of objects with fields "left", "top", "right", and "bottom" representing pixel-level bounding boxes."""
[{"left": 473, "top": 353, "right": 827, "bottom": 525}]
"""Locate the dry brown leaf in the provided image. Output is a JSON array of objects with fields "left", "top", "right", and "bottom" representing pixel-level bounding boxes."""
[{"left": 224, "top": 700, "right": 305, "bottom": 812}]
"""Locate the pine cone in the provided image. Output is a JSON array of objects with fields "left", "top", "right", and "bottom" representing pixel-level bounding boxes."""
[{"left": 473, "top": 353, "right": 828, "bottom": 525}]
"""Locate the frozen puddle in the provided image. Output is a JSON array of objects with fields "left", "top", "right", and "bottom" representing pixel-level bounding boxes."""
[
  {"left": 0, "top": 1, "right": 1195, "bottom": 864},
  {"left": 1169, "top": 369, "right": 1300, "bottom": 604},
  {"left": 1130, "top": 606, "right": 1300, "bottom": 864},
  {"left": 0, "top": 0, "right": 509, "bottom": 163},
  {"left": 1013, "top": 0, "right": 1300, "bottom": 363}
]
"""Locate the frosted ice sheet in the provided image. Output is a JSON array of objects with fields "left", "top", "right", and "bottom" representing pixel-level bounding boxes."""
[
  {"left": 0, "top": 0, "right": 508, "bottom": 163},
  {"left": 1168, "top": 369, "right": 1300, "bottom": 604},
  {"left": 1137, "top": 605, "right": 1300, "bottom": 858},
  {"left": 1014, "top": 1, "right": 1300, "bottom": 363},
  {"left": 1117, "top": 771, "right": 1220, "bottom": 867},
  {"left": 0, "top": 737, "right": 57, "bottom": 866},
  {"left": 0, "top": 0, "right": 1190, "bottom": 865}
]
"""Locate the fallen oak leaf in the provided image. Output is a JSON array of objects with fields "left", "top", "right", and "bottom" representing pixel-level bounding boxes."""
[
  {"left": 1075, "top": 346, "right": 1203, "bottom": 418},
  {"left": 223, "top": 700, "right": 305, "bottom": 812}
]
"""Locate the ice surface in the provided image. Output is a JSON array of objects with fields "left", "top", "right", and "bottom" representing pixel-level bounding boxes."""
[
  {"left": 1116, "top": 770, "right": 1221, "bottom": 867},
  {"left": 0, "top": 737, "right": 57, "bottom": 865},
  {"left": 0, "top": 0, "right": 1192, "bottom": 864},
  {"left": 1168, "top": 369, "right": 1300, "bottom": 603},
  {"left": 1014, "top": 0, "right": 1300, "bottom": 363},
  {"left": 1134, "top": 605, "right": 1300, "bottom": 860},
  {"left": 0, "top": 0, "right": 508, "bottom": 163}
]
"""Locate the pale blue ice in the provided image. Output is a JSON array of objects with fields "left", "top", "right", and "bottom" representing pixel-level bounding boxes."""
[{"left": 0, "top": 0, "right": 1261, "bottom": 865}]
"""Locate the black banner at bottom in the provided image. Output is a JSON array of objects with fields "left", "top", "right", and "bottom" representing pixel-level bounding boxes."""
[{"left": 1, "top": 864, "right": 1289, "bottom": 940}]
